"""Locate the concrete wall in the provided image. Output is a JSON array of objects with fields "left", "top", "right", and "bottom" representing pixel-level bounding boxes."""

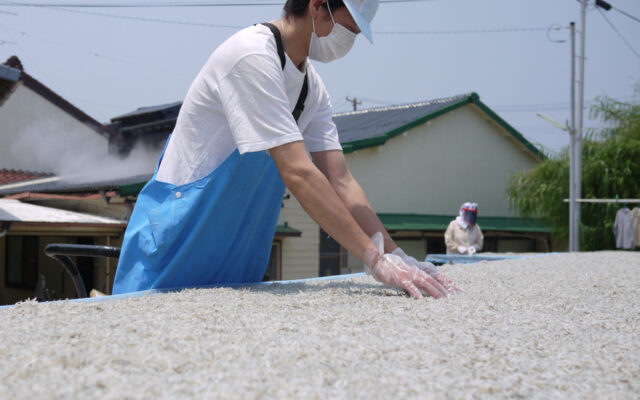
[
  {"left": 343, "top": 104, "right": 540, "bottom": 217},
  {"left": 0, "top": 85, "right": 107, "bottom": 172}
]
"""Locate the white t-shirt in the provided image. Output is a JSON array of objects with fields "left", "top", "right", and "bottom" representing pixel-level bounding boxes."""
[{"left": 156, "top": 24, "right": 342, "bottom": 185}]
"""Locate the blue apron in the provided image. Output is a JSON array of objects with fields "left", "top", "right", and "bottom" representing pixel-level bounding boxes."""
[{"left": 112, "top": 145, "right": 285, "bottom": 294}]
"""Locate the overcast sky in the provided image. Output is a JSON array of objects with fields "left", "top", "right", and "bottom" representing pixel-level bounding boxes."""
[{"left": 0, "top": 0, "right": 638, "bottom": 155}]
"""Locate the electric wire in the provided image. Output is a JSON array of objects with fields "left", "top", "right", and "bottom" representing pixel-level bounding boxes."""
[
  {"left": 0, "top": 23, "right": 193, "bottom": 77},
  {"left": 0, "top": 2, "right": 554, "bottom": 35},
  {"left": 376, "top": 27, "right": 549, "bottom": 35},
  {"left": 597, "top": 7, "right": 640, "bottom": 61},
  {"left": 0, "top": 20, "right": 59, "bottom": 86},
  {"left": 1, "top": 0, "right": 442, "bottom": 7},
  {"left": 612, "top": 6, "right": 640, "bottom": 24},
  {"left": 27, "top": 5, "right": 245, "bottom": 29}
]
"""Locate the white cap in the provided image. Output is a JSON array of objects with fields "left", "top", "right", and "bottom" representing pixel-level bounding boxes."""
[{"left": 343, "top": 0, "right": 379, "bottom": 43}]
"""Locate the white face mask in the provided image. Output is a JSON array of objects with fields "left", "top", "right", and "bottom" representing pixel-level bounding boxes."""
[{"left": 309, "top": 5, "right": 357, "bottom": 63}]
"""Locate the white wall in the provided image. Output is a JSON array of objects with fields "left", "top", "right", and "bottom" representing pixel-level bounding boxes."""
[
  {"left": 343, "top": 104, "right": 540, "bottom": 217},
  {"left": 0, "top": 85, "right": 108, "bottom": 173},
  {"left": 278, "top": 189, "right": 320, "bottom": 280}
]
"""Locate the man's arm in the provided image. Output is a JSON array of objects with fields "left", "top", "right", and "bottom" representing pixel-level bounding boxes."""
[
  {"left": 270, "top": 141, "right": 374, "bottom": 263},
  {"left": 272, "top": 143, "right": 446, "bottom": 299},
  {"left": 310, "top": 149, "right": 398, "bottom": 253}
]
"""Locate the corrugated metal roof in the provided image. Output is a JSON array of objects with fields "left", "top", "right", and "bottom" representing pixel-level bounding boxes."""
[
  {"left": 334, "top": 92, "right": 544, "bottom": 159},
  {"left": 0, "top": 173, "right": 153, "bottom": 196},
  {"left": 111, "top": 101, "right": 182, "bottom": 121},
  {"left": 0, "top": 199, "right": 125, "bottom": 225},
  {"left": 334, "top": 94, "right": 470, "bottom": 144}
]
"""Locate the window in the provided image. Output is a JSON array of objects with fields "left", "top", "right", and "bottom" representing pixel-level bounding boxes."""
[
  {"left": 5, "top": 236, "right": 38, "bottom": 290},
  {"left": 319, "top": 229, "right": 348, "bottom": 276}
]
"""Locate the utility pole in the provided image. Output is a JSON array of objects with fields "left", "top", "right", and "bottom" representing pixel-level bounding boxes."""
[
  {"left": 574, "top": 0, "right": 587, "bottom": 251},
  {"left": 569, "top": 21, "right": 577, "bottom": 252},
  {"left": 346, "top": 96, "right": 361, "bottom": 111}
]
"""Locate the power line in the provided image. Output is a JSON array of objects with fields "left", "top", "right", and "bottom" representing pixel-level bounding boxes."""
[
  {"left": 29, "top": 5, "right": 245, "bottom": 28},
  {"left": 376, "top": 27, "right": 550, "bottom": 35},
  {"left": 0, "top": 1, "right": 555, "bottom": 35},
  {"left": 1, "top": 0, "right": 442, "bottom": 7},
  {"left": 0, "top": 23, "right": 193, "bottom": 77},
  {"left": 597, "top": 7, "right": 640, "bottom": 61},
  {"left": 613, "top": 6, "right": 640, "bottom": 24},
  {"left": 487, "top": 95, "right": 638, "bottom": 112}
]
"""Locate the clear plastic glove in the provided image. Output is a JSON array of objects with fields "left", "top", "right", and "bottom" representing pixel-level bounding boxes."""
[
  {"left": 363, "top": 233, "right": 448, "bottom": 299},
  {"left": 457, "top": 246, "right": 467, "bottom": 254},
  {"left": 392, "top": 247, "right": 461, "bottom": 293},
  {"left": 468, "top": 246, "right": 477, "bottom": 255}
]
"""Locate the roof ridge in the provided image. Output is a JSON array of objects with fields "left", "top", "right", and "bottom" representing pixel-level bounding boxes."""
[{"left": 333, "top": 93, "right": 473, "bottom": 117}]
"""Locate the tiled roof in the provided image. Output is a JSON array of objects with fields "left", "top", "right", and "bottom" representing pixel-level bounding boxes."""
[{"left": 0, "top": 169, "right": 54, "bottom": 186}]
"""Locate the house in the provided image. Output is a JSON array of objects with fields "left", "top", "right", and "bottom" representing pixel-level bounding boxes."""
[
  {"left": 107, "top": 101, "right": 181, "bottom": 157},
  {"left": 0, "top": 55, "right": 128, "bottom": 304},
  {"left": 101, "top": 92, "right": 550, "bottom": 279},
  {"left": 0, "top": 56, "right": 113, "bottom": 172},
  {"left": 285, "top": 93, "right": 550, "bottom": 276},
  {"left": 0, "top": 173, "right": 302, "bottom": 298},
  {"left": 1, "top": 92, "right": 550, "bottom": 299},
  {"left": 0, "top": 198, "right": 126, "bottom": 305}
]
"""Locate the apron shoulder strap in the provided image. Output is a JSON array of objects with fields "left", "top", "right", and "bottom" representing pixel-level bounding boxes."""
[
  {"left": 292, "top": 74, "right": 308, "bottom": 123},
  {"left": 260, "top": 22, "right": 286, "bottom": 70},
  {"left": 259, "top": 22, "right": 309, "bottom": 124}
]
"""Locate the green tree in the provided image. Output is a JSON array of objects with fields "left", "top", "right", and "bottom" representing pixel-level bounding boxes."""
[{"left": 506, "top": 96, "right": 640, "bottom": 251}]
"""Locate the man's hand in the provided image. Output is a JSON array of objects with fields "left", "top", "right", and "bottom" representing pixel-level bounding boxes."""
[
  {"left": 468, "top": 246, "right": 477, "bottom": 255},
  {"left": 364, "top": 233, "right": 448, "bottom": 299},
  {"left": 457, "top": 246, "right": 467, "bottom": 254},
  {"left": 392, "top": 247, "right": 461, "bottom": 293}
]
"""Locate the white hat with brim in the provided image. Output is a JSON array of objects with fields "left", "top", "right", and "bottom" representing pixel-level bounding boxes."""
[{"left": 343, "top": 0, "right": 379, "bottom": 43}]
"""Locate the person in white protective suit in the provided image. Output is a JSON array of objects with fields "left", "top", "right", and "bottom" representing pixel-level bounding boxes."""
[
  {"left": 112, "top": 0, "right": 459, "bottom": 299},
  {"left": 444, "top": 202, "right": 484, "bottom": 255}
]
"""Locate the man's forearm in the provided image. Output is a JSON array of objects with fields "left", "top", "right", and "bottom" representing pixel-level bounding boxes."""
[
  {"left": 334, "top": 178, "right": 397, "bottom": 253},
  {"left": 286, "top": 168, "right": 375, "bottom": 260},
  {"left": 270, "top": 142, "right": 374, "bottom": 263}
]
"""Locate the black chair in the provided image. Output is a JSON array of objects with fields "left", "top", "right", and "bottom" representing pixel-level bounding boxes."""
[{"left": 44, "top": 244, "right": 121, "bottom": 299}]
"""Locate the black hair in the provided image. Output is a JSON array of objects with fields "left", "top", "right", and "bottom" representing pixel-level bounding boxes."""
[{"left": 283, "top": 0, "right": 346, "bottom": 18}]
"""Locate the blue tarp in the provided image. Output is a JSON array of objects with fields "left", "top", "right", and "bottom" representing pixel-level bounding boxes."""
[
  {"left": 426, "top": 253, "right": 560, "bottom": 265},
  {"left": 1, "top": 253, "right": 563, "bottom": 309},
  {"left": 0, "top": 273, "right": 367, "bottom": 310}
]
